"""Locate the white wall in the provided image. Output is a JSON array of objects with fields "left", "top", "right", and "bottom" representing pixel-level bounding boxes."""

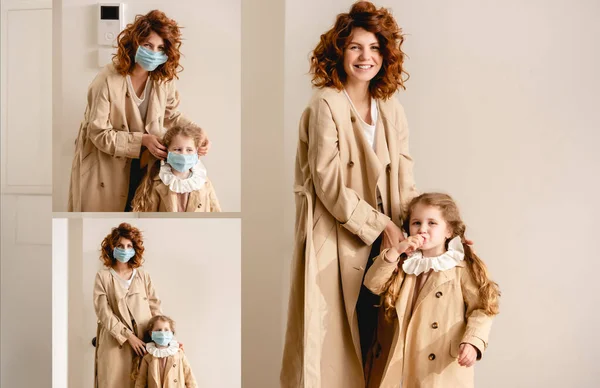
[
  {"left": 283, "top": 1, "right": 600, "bottom": 387},
  {"left": 54, "top": 0, "right": 241, "bottom": 211},
  {"left": 65, "top": 217, "right": 241, "bottom": 387},
  {"left": 1, "top": 1, "right": 53, "bottom": 387}
]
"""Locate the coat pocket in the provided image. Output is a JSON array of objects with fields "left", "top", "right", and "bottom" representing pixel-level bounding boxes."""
[{"left": 312, "top": 211, "right": 336, "bottom": 256}]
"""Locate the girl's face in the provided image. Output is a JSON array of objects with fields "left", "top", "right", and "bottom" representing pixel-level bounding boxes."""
[
  {"left": 408, "top": 204, "right": 453, "bottom": 257},
  {"left": 168, "top": 134, "right": 197, "bottom": 155},
  {"left": 115, "top": 237, "right": 133, "bottom": 250},
  {"left": 152, "top": 319, "right": 172, "bottom": 333},
  {"left": 140, "top": 30, "right": 165, "bottom": 53},
  {"left": 343, "top": 27, "right": 383, "bottom": 87}
]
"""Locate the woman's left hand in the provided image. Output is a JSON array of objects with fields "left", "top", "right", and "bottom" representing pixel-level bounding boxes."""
[
  {"left": 381, "top": 220, "right": 405, "bottom": 252},
  {"left": 198, "top": 138, "right": 211, "bottom": 156},
  {"left": 458, "top": 343, "right": 477, "bottom": 367},
  {"left": 178, "top": 342, "right": 185, "bottom": 352}
]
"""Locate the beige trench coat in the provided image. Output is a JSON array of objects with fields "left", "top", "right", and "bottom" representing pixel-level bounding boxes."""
[
  {"left": 281, "top": 87, "right": 418, "bottom": 388},
  {"left": 141, "top": 175, "right": 221, "bottom": 212},
  {"left": 363, "top": 252, "right": 494, "bottom": 388},
  {"left": 135, "top": 350, "right": 197, "bottom": 388},
  {"left": 68, "top": 64, "right": 202, "bottom": 212},
  {"left": 94, "top": 268, "right": 162, "bottom": 388}
]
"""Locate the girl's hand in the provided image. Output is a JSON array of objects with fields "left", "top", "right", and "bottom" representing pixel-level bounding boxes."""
[
  {"left": 127, "top": 333, "right": 147, "bottom": 357},
  {"left": 458, "top": 343, "right": 477, "bottom": 367},
  {"left": 381, "top": 221, "right": 404, "bottom": 252},
  {"left": 397, "top": 235, "right": 424, "bottom": 255},
  {"left": 142, "top": 134, "right": 167, "bottom": 160}
]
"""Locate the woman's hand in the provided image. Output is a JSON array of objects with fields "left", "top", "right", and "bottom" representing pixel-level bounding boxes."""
[
  {"left": 178, "top": 342, "right": 185, "bottom": 352},
  {"left": 127, "top": 333, "right": 147, "bottom": 357},
  {"left": 142, "top": 134, "right": 167, "bottom": 160},
  {"left": 381, "top": 221, "right": 404, "bottom": 252},
  {"left": 458, "top": 343, "right": 477, "bottom": 367},
  {"left": 198, "top": 138, "right": 211, "bottom": 156},
  {"left": 397, "top": 235, "right": 424, "bottom": 256}
]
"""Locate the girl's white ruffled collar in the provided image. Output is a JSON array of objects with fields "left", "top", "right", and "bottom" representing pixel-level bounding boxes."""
[
  {"left": 146, "top": 340, "right": 180, "bottom": 358},
  {"left": 402, "top": 236, "right": 465, "bottom": 275},
  {"left": 159, "top": 160, "right": 207, "bottom": 193}
]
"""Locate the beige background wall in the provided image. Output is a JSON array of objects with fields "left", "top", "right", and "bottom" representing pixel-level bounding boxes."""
[
  {"left": 66, "top": 218, "right": 241, "bottom": 387},
  {"left": 53, "top": 0, "right": 241, "bottom": 212},
  {"left": 282, "top": 1, "right": 600, "bottom": 387}
]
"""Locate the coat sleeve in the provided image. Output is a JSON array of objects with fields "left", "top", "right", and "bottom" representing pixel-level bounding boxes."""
[
  {"left": 182, "top": 352, "right": 198, "bottom": 388},
  {"left": 363, "top": 249, "right": 404, "bottom": 295},
  {"left": 144, "top": 271, "right": 163, "bottom": 316},
  {"left": 85, "top": 76, "right": 143, "bottom": 159},
  {"left": 207, "top": 180, "right": 221, "bottom": 212},
  {"left": 163, "top": 81, "right": 204, "bottom": 136},
  {"left": 306, "top": 98, "right": 390, "bottom": 245},
  {"left": 134, "top": 356, "right": 149, "bottom": 388},
  {"left": 394, "top": 100, "right": 418, "bottom": 217},
  {"left": 460, "top": 268, "right": 494, "bottom": 360},
  {"left": 93, "top": 272, "right": 132, "bottom": 345}
]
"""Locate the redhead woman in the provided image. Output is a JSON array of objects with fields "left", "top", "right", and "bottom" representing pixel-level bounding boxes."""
[
  {"left": 281, "top": 2, "right": 418, "bottom": 387},
  {"left": 93, "top": 222, "right": 162, "bottom": 387},
  {"left": 68, "top": 10, "right": 210, "bottom": 212}
]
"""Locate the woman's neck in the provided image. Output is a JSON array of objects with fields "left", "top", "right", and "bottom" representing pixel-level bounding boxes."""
[
  {"left": 344, "top": 81, "right": 371, "bottom": 107},
  {"left": 130, "top": 64, "right": 149, "bottom": 81},
  {"left": 112, "top": 261, "right": 131, "bottom": 274}
]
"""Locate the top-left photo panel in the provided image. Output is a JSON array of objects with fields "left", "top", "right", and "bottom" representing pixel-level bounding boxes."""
[{"left": 52, "top": 1, "right": 241, "bottom": 212}]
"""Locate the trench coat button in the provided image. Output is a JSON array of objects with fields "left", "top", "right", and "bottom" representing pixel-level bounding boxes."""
[
  {"left": 428, "top": 353, "right": 436, "bottom": 361},
  {"left": 143, "top": 297, "right": 147, "bottom": 300},
  {"left": 121, "top": 124, "right": 126, "bottom": 129},
  {"left": 174, "top": 379, "right": 178, "bottom": 383},
  {"left": 100, "top": 182, "right": 105, "bottom": 188},
  {"left": 173, "top": 364, "right": 176, "bottom": 367},
  {"left": 432, "top": 322, "right": 438, "bottom": 329},
  {"left": 350, "top": 116, "right": 356, "bottom": 123},
  {"left": 348, "top": 161, "right": 354, "bottom": 167},
  {"left": 435, "top": 291, "right": 443, "bottom": 298}
]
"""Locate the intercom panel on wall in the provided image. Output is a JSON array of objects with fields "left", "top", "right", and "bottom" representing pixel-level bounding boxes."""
[{"left": 97, "top": 3, "right": 125, "bottom": 46}]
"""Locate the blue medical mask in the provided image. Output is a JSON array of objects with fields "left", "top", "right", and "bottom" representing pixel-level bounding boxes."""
[
  {"left": 151, "top": 331, "right": 174, "bottom": 347},
  {"left": 135, "top": 46, "right": 168, "bottom": 71},
  {"left": 113, "top": 247, "right": 135, "bottom": 263},
  {"left": 167, "top": 152, "right": 198, "bottom": 173}
]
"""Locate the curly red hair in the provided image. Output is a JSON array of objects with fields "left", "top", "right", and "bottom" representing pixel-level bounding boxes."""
[
  {"left": 113, "top": 9, "right": 183, "bottom": 82},
  {"left": 99, "top": 222, "right": 145, "bottom": 268},
  {"left": 310, "top": 1, "right": 409, "bottom": 99}
]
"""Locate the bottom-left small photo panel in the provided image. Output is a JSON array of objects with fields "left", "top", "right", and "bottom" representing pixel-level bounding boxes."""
[{"left": 52, "top": 217, "right": 241, "bottom": 388}]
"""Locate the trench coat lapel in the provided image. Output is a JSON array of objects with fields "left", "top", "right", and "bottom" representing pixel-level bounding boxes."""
[
  {"left": 113, "top": 272, "right": 143, "bottom": 332},
  {"left": 154, "top": 178, "right": 175, "bottom": 212},
  {"left": 374, "top": 102, "right": 391, "bottom": 169},
  {"left": 348, "top": 109, "right": 382, "bottom": 204},
  {"left": 145, "top": 80, "right": 164, "bottom": 137},
  {"left": 122, "top": 77, "right": 145, "bottom": 134},
  {"left": 185, "top": 189, "right": 202, "bottom": 212},
  {"left": 413, "top": 268, "right": 455, "bottom": 313}
]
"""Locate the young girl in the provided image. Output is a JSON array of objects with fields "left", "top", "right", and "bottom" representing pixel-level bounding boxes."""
[
  {"left": 134, "top": 315, "right": 197, "bottom": 388},
  {"left": 131, "top": 125, "right": 221, "bottom": 212},
  {"left": 363, "top": 193, "right": 500, "bottom": 388}
]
